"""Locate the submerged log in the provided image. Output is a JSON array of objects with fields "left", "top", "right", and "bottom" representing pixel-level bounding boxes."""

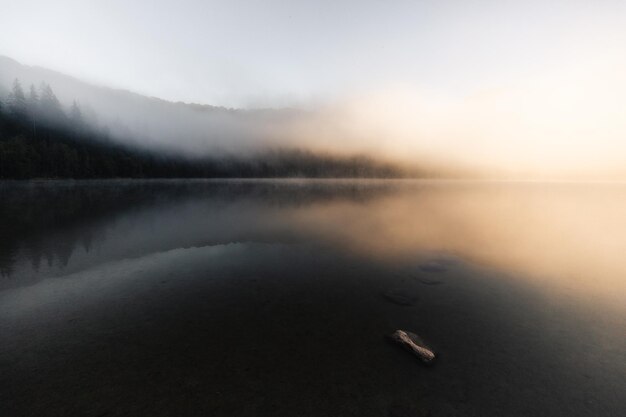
[{"left": 389, "top": 330, "right": 436, "bottom": 364}]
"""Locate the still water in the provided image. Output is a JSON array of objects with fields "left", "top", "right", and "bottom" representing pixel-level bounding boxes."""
[{"left": 0, "top": 179, "right": 624, "bottom": 416}]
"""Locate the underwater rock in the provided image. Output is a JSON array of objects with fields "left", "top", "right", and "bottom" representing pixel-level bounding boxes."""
[
  {"left": 389, "top": 330, "right": 436, "bottom": 364},
  {"left": 417, "top": 277, "right": 443, "bottom": 286},
  {"left": 383, "top": 288, "right": 418, "bottom": 306},
  {"left": 419, "top": 261, "right": 447, "bottom": 273}
]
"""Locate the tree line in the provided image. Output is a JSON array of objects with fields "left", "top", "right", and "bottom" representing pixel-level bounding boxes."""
[{"left": 0, "top": 78, "right": 402, "bottom": 179}]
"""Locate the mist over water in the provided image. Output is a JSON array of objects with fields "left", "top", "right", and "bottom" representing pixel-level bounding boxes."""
[
  {"left": 0, "top": 180, "right": 624, "bottom": 416},
  {"left": 2, "top": 179, "right": 625, "bottom": 310},
  {"left": 2, "top": 55, "right": 626, "bottom": 179},
  {"left": 1, "top": 1, "right": 626, "bottom": 415}
]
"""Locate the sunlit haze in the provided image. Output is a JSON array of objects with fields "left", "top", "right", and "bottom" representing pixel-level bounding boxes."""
[
  {"left": 1, "top": 3, "right": 626, "bottom": 415},
  {"left": 1, "top": 0, "right": 626, "bottom": 176}
]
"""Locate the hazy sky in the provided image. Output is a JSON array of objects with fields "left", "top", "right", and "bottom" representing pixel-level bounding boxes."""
[
  {"left": 2, "top": 1, "right": 626, "bottom": 177},
  {"left": 2, "top": 0, "right": 624, "bottom": 107}
]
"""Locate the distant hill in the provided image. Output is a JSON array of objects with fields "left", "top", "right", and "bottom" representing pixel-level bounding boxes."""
[
  {"left": 0, "top": 55, "right": 305, "bottom": 157},
  {"left": 0, "top": 108, "right": 404, "bottom": 179},
  {"left": 0, "top": 56, "right": 424, "bottom": 179}
]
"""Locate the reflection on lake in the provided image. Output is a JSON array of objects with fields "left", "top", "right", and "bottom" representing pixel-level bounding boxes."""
[{"left": 1, "top": 180, "right": 624, "bottom": 416}]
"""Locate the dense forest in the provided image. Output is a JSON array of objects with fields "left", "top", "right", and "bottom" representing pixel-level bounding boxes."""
[{"left": 0, "top": 79, "right": 402, "bottom": 179}]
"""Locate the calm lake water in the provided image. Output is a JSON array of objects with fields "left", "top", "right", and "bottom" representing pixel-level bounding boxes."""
[{"left": 1, "top": 179, "right": 624, "bottom": 416}]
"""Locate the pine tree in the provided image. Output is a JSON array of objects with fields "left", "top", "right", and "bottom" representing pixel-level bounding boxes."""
[
  {"left": 27, "top": 84, "right": 40, "bottom": 136},
  {"left": 69, "top": 100, "right": 84, "bottom": 134},
  {"left": 8, "top": 79, "right": 26, "bottom": 117},
  {"left": 39, "top": 83, "right": 65, "bottom": 126},
  {"left": 27, "top": 84, "right": 39, "bottom": 114},
  {"left": 70, "top": 100, "right": 83, "bottom": 124}
]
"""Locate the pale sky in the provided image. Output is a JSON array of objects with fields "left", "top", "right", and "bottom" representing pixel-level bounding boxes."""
[
  {"left": 2, "top": 0, "right": 626, "bottom": 177},
  {"left": 1, "top": 0, "right": 624, "bottom": 107}
]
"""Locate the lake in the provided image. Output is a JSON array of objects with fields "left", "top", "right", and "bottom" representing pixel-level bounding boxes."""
[{"left": 1, "top": 179, "right": 624, "bottom": 416}]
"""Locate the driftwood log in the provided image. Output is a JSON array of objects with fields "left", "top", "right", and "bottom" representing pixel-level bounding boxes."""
[{"left": 389, "top": 330, "right": 436, "bottom": 364}]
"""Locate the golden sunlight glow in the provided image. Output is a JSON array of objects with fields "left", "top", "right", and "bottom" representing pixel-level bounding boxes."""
[
  {"left": 287, "top": 182, "right": 626, "bottom": 310},
  {"left": 283, "top": 56, "right": 626, "bottom": 179}
]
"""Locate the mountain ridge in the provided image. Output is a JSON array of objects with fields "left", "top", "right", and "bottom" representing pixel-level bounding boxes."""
[{"left": 0, "top": 55, "right": 308, "bottom": 157}]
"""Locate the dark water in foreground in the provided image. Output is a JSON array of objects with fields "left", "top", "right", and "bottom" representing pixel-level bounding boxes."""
[{"left": 0, "top": 179, "right": 624, "bottom": 417}]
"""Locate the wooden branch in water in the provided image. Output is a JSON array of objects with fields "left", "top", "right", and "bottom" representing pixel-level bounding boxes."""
[{"left": 389, "top": 330, "right": 436, "bottom": 364}]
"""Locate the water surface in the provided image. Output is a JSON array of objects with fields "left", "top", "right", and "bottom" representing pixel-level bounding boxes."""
[{"left": 1, "top": 179, "right": 624, "bottom": 416}]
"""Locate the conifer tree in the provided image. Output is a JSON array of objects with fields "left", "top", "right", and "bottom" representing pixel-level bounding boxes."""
[
  {"left": 27, "top": 84, "right": 40, "bottom": 136},
  {"left": 7, "top": 79, "right": 26, "bottom": 117},
  {"left": 39, "top": 83, "right": 65, "bottom": 125}
]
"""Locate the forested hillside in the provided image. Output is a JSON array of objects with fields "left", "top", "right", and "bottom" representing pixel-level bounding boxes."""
[{"left": 0, "top": 79, "right": 402, "bottom": 179}]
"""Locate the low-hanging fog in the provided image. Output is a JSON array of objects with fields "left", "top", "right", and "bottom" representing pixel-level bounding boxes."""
[{"left": 1, "top": 1, "right": 625, "bottom": 179}]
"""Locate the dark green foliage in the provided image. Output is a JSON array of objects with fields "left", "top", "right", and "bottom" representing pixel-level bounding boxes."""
[{"left": 0, "top": 80, "right": 403, "bottom": 179}]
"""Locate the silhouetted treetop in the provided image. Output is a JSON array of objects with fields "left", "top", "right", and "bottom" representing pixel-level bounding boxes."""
[
  {"left": 36, "top": 82, "right": 66, "bottom": 127},
  {"left": 7, "top": 79, "right": 26, "bottom": 117}
]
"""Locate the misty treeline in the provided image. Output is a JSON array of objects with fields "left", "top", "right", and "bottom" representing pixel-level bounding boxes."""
[{"left": 0, "top": 78, "right": 402, "bottom": 179}]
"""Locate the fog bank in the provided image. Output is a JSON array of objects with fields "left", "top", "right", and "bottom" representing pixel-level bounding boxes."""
[{"left": 2, "top": 55, "right": 625, "bottom": 179}]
